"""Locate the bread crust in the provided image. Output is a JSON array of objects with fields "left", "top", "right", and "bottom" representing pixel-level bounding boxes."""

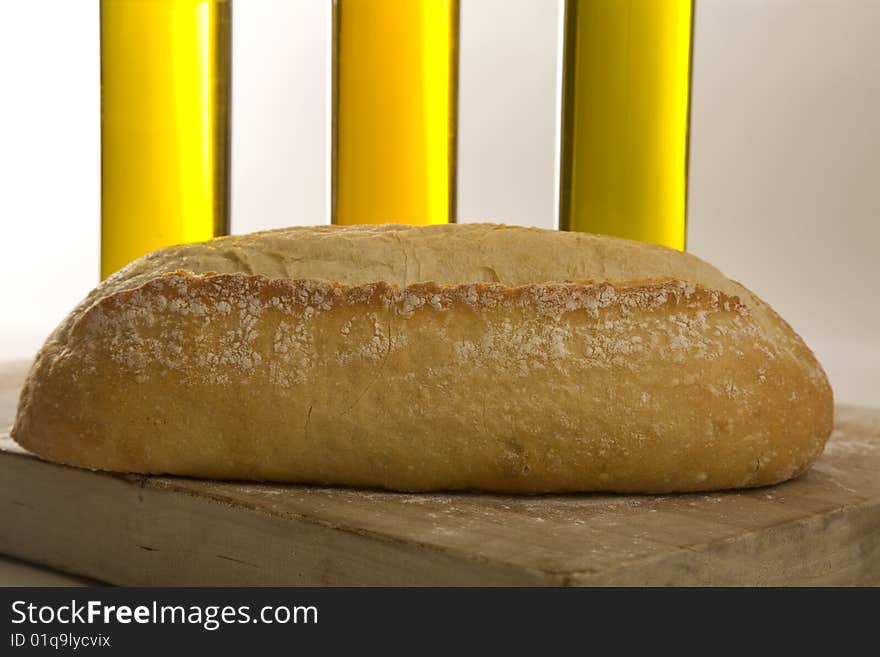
[{"left": 12, "top": 224, "right": 834, "bottom": 493}]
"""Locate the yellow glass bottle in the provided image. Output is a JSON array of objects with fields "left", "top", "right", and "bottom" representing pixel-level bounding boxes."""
[
  {"left": 559, "top": 0, "right": 693, "bottom": 250},
  {"left": 101, "top": 0, "right": 231, "bottom": 279},
  {"left": 332, "top": 0, "right": 459, "bottom": 226}
]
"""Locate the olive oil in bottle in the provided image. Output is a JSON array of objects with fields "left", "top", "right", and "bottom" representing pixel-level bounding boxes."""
[
  {"left": 332, "top": 0, "right": 459, "bottom": 226},
  {"left": 100, "top": 0, "right": 231, "bottom": 279},
  {"left": 559, "top": 0, "right": 693, "bottom": 250}
]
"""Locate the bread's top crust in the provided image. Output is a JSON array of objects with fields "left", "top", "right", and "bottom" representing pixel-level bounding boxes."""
[
  {"left": 56, "top": 224, "right": 761, "bottom": 347},
  {"left": 105, "top": 223, "right": 741, "bottom": 293}
]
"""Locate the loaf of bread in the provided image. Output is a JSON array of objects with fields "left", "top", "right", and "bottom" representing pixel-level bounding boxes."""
[{"left": 12, "top": 224, "right": 832, "bottom": 493}]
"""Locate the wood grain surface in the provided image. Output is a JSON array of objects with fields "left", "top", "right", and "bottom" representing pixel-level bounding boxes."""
[{"left": 1, "top": 360, "right": 878, "bottom": 585}]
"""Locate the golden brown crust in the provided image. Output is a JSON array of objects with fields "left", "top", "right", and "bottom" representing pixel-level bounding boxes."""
[{"left": 13, "top": 255, "right": 833, "bottom": 493}]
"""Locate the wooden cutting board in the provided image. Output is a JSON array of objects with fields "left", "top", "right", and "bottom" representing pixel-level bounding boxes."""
[{"left": 1, "top": 360, "right": 878, "bottom": 585}]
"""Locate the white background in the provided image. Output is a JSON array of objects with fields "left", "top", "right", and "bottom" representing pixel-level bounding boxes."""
[{"left": 1, "top": 0, "right": 878, "bottom": 406}]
